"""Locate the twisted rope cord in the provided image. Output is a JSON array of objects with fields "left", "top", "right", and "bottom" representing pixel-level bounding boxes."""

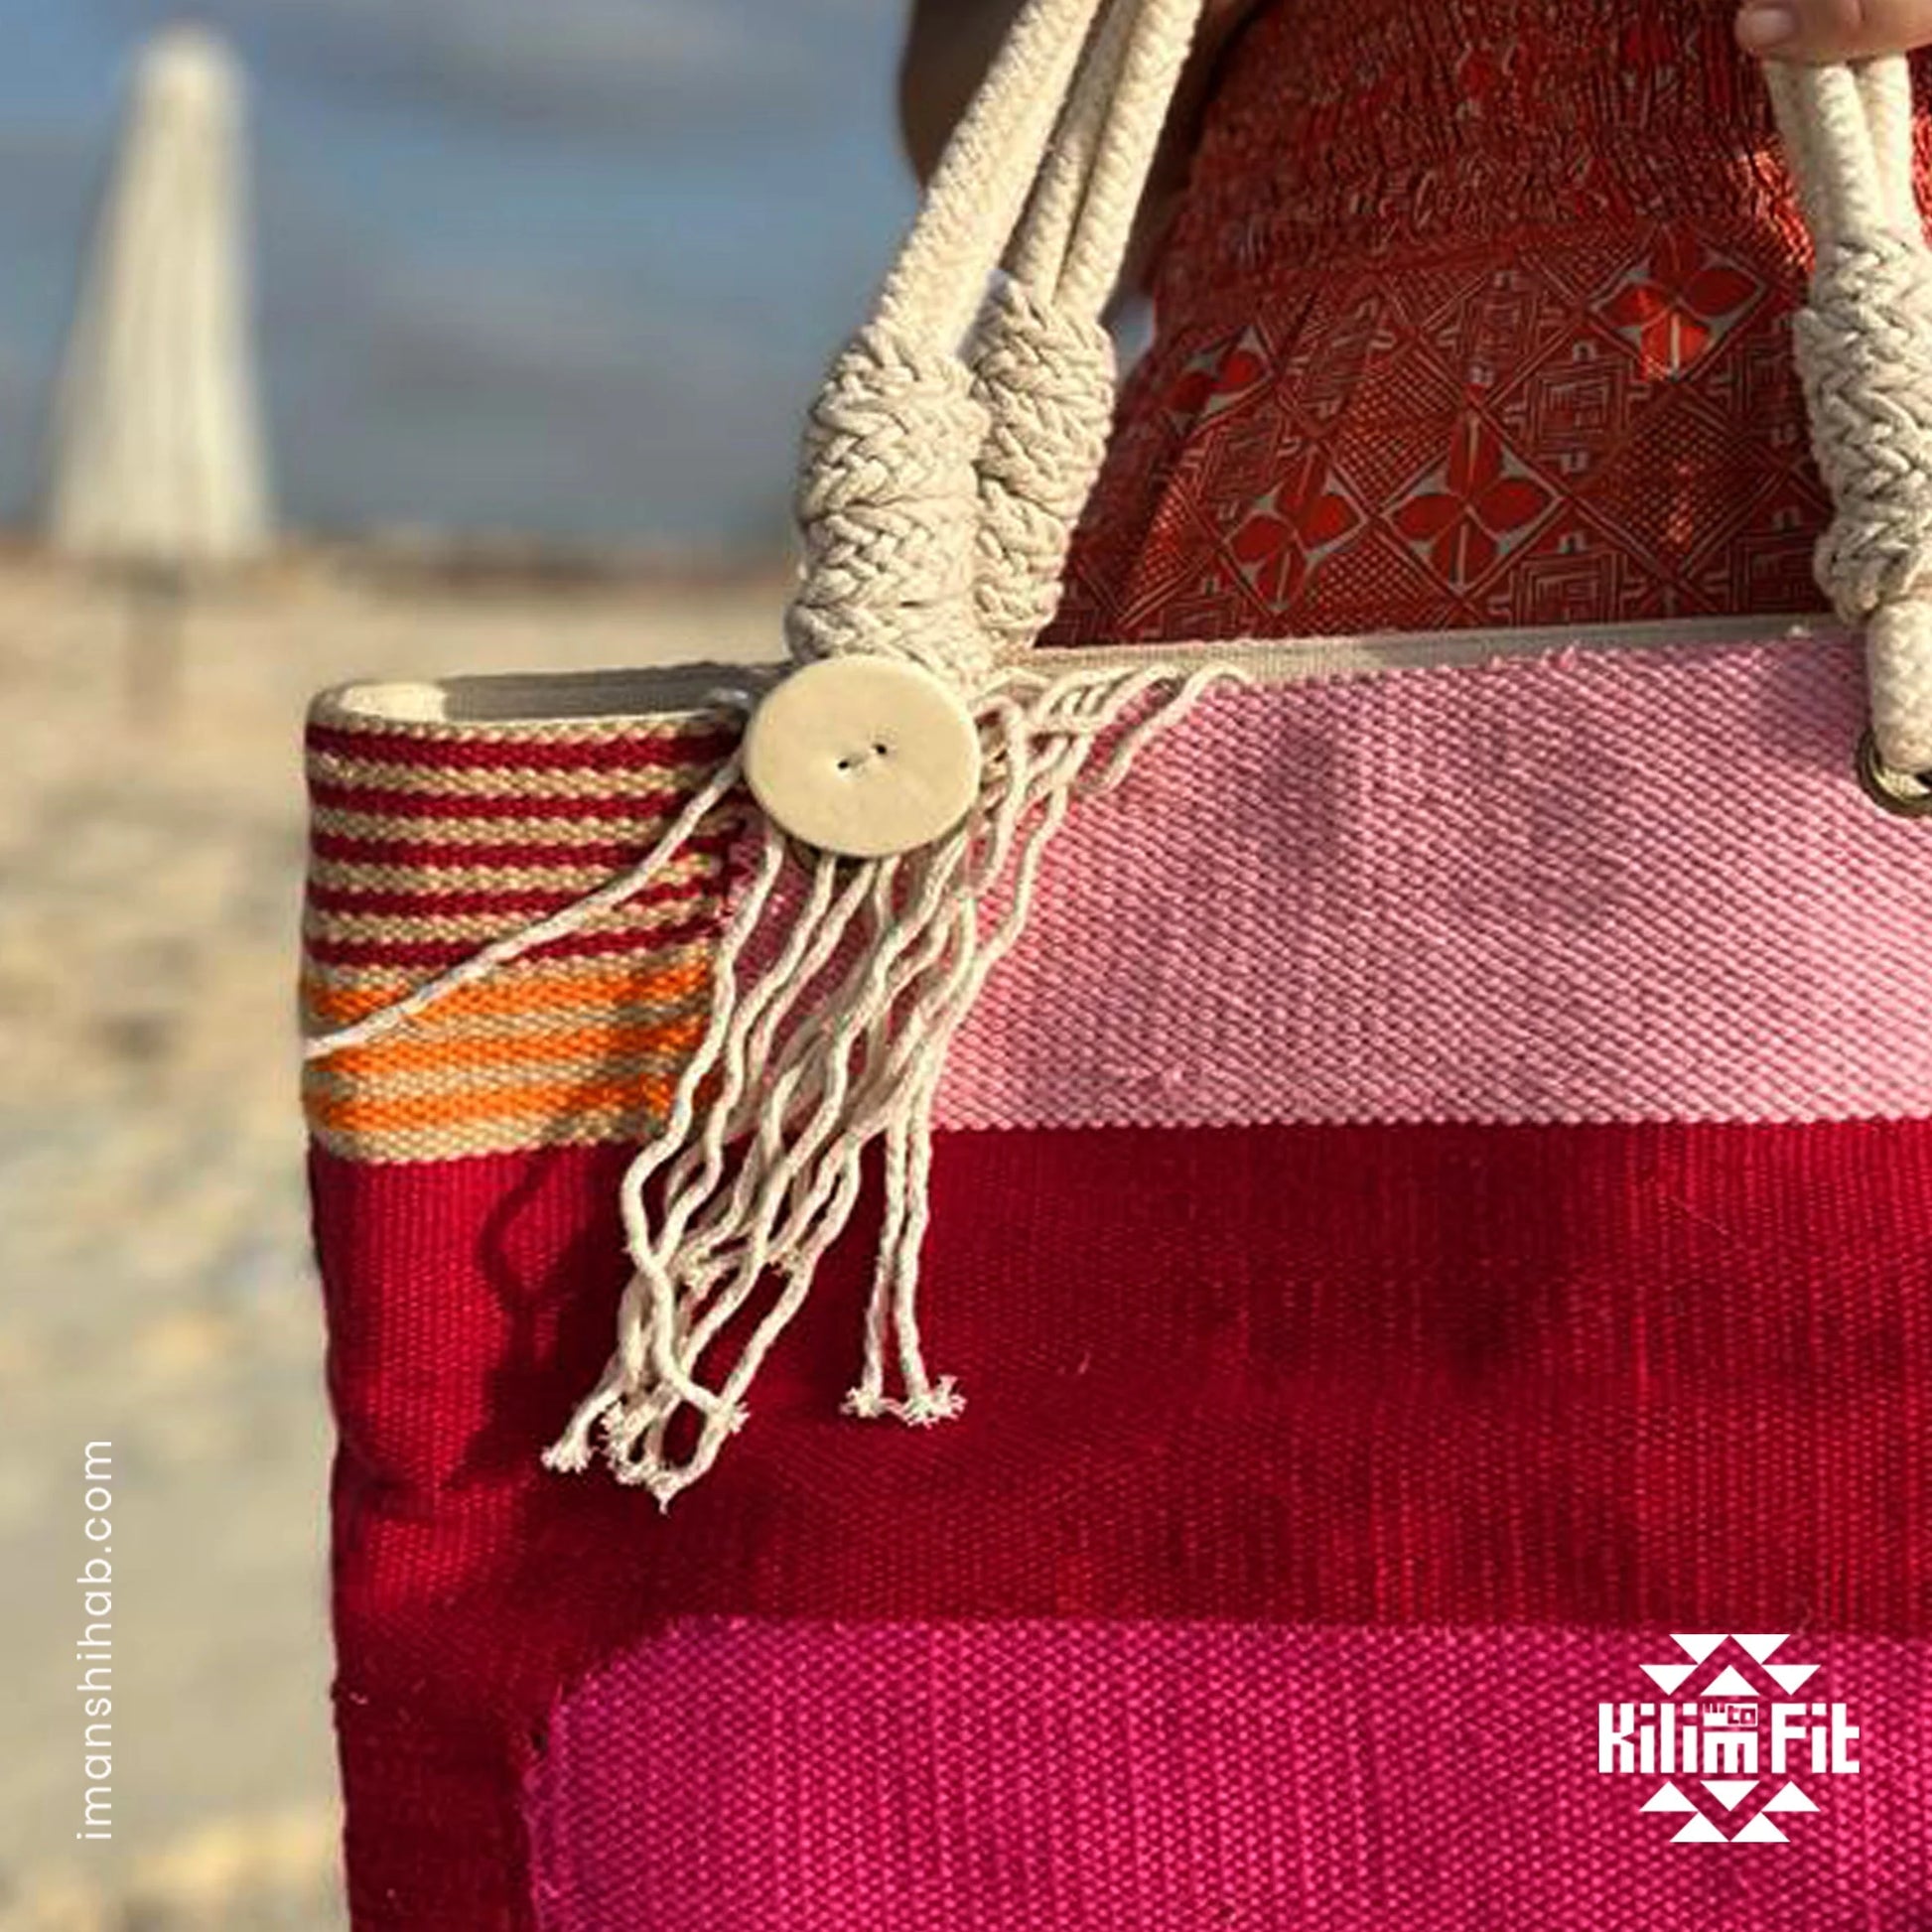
[
  {"left": 538, "top": 661, "right": 1247, "bottom": 1506},
  {"left": 786, "top": 0, "right": 1199, "bottom": 681},
  {"left": 966, "top": 0, "right": 1141, "bottom": 657},
  {"left": 972, "top": 280, "right": 1118, "bottom": 656},
  {"left": 1767, "top": 58, "right": 1932, "bottom": 775},
  {"left": 778, "top": 0, "right": 1160, "bottom": 685},
  {"left": 969, "top": 0, "right": 1203, "bottom": 660},
  {"left": 780, "top": 324, "right": 993, "bottom": 683},
  {"left": 876, "top": 0, "right": 1111, "bottom": 353},
  {"left": 1006, "top": 0, "right": 1140, "bottom": 296},
  {"left": 1053, "top": 0, "right": 1200, "bottom": 317}
]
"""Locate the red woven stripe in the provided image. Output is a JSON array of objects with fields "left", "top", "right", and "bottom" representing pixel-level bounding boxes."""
[
  {"left": 307, "top": 875, "right": 726, "bottom": 920},
  {"left": 316, "top": 1117, "right": 1932, "bottom": 1924},
  {"left": 305, "top": 719, "right": 740, "bottom": 772},
  {"left": 318, "top": 1115, "right": 1932, "bottom": 1628},
  {"left": 314, "top": 1117, "right": 1932, "bottom": 1925},
  {"left": 310, "top": 828, "right": 738, "bottom": 871},
  {"left": 304, "top": 907, "right": 719, "bottom": 971},
  {"left": 309, "top": 776, "right": 714, "bottom": 822}
]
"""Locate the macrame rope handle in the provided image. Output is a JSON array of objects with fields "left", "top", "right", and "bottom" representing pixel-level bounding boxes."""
[
  {"left": 998, "top": 0, "right": 1188, "bottom": 317},
  {"left": 1005, "top": 0, "right": 1143, "bottom": 297},
  {"left": 875, "top": 0, "right": 1190, "bottom": 352},
  {"left": 797, "top": 16, "right": 1932, "bottom": 774},
  {"left": 972, "top": 0, "right": 1200, "bottom": 656},
  {"left": 782, "top": 0, "right": 1203, "bottom": 683},
  {"left": 1764, "top": 56, "right": 1932, "bottom": 779}
]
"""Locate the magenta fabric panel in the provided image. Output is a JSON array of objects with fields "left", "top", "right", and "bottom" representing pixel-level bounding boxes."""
[
  {"left": 524, "top": 1618, "right": 1928, "bottom": 1929},
  {"left": 920, "top": 634, "right": 1932, "bottom": 1132}
]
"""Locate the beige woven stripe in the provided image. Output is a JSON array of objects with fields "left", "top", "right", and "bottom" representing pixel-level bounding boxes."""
[
  {"left": 310, "top": 801, "right": 725, "bottom": 845},
  {"left": 300, "top": 935, "right": 709, "bottom": 1007},
  {"left": 306, "top": 1096, "right": 669, "bottom": 1166},
  {"left": 307, "top": 701, "right": 736, "bottom": 744},
  {"left": 299, "top": 691, "right": 728, "bottom": 1161},
  {"left": 305, "top": 849, "right": 731, "bottom": 900},
  {"left": 309, "top": 842, "right": 730, "bottom": 907},
  {"left": 309, "top": 750, "right": 730, "bottom": 802},
  {"left": 305, "top": 900, "right": 717, "bottom": 954},
  {"left": 306, "top": 705, "right": 727, "bottom": 740}
]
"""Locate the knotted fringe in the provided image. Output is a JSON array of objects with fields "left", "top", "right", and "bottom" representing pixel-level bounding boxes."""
[{"left": 541, "top": 656, "right": 1243, "bottom": 1509}]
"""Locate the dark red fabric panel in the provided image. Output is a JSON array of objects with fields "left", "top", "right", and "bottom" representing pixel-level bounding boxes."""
[{"left": 313, "top": 1118, "right": 1932, "bottom": 1926}]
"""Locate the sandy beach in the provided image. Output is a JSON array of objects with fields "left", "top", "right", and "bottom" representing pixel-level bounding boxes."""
[{"left": 0, "top": 549, "right": 785, "bottom": 1930}]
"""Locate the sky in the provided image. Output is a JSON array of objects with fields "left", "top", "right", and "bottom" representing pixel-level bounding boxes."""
[{"left": 0, "top": 0, "right": 919, "bottom": 543}]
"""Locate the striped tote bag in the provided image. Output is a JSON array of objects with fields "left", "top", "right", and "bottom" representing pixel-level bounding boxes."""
[{"left": 299, "top": 0, "right": 1932, "bottom": 1923}]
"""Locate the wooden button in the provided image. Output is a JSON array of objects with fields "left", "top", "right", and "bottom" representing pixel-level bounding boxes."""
[{"left": 742, "top": 656, "right": 983, "bottom": 857}]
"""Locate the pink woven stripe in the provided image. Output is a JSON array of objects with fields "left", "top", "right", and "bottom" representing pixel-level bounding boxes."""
[
  {"left": 525, "top": 1618, "right": 1927, "bottom": 1929},
  {"left": 929, "top": 635, "right": 1932, "bottom": 1129}
]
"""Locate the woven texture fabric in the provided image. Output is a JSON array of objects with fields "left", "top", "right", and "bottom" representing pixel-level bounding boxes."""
[
  {"left": 934, "top": 636, "right": 1932, "bottom": 1130},
  {"left": 296, "top": 2, "right": 1932, "bottom": 1916},
  {"left": 300, "top": 712, "right": 742, "bottom": 1163},
  {"left": 524, "top": 1620, "right": 1932, "bottom": 1929},
  {"left": 302, "top": 634, "right": 1932, "bottom": 1926},
  {"left": 312, "top": 1114, "right": 1932, "bottom": 1923},
  {"left": 1039, "top": 1, "right": 1932, "bottom": 646}
]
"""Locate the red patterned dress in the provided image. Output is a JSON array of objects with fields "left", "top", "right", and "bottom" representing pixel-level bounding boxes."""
[{"left": 1041, "top": 0, "right": 1932, "bottom": 645}]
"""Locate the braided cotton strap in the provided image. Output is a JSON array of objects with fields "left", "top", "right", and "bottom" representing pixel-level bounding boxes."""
[
  {"left": 783, "top": 0, "right": 1203, "bottom": 685},
  {"left": 1764, "top": 57, "right": 1932, "bottom": 777},
  {"left": 973, "top": 0, "right": 1206, "bottom": 658},
  {"left": 969, "top": 0, "right": 1139, "bottom": 658},
  {"left": 969, "top": 279, "right": 1117, "bottom": 657},
  {"left": 981, "top": 0, "right": 1144, "bottom": 656},
  {"left": 791, "top": 12, "right": 1932, "bottom": 780},
  {"left": 781, "top": 0, "right": 1108, "bottom": 684},
  {"left": 1005, "top": 0, "right": 1140, "bottom": 299}
]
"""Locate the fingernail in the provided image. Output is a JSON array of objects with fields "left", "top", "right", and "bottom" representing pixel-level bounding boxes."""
[{"left": 1736, "top": 4, "right": 1799, "bottom": 49}]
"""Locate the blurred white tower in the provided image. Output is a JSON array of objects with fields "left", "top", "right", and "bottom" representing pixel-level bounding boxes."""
[{"left": 46, "top": 23, "right": 273, "bottom": 566}]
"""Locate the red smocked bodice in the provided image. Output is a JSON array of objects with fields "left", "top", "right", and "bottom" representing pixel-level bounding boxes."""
[{"left": 1041, "top": 1, "right": 1932, "bottom": 644}]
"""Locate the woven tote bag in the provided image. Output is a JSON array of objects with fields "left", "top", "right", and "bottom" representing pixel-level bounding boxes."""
[{"left": 300, "top": 1, "right": 1932, "bottom": 1922}]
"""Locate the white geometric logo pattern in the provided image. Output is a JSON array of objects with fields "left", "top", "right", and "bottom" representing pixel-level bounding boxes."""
[{"left": 1597, "top": 1634, "right": 1859, "bottom": 1845}]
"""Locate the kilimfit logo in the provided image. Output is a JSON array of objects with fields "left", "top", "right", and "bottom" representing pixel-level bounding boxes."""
[{"left": 1597, "top": 1633, "right": 1859, "bottom": 1844}]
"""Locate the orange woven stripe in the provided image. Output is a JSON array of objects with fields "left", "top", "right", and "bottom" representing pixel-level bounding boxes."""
[
  {"left": 300, "top": 955, "right": 711, "bottom": 1028},
  {"left": 326, "top": 1012, "right": 707, "bottom": 1081},
  {"left": 306, "top": 1069, "right": 687, "bottom": 1136}
]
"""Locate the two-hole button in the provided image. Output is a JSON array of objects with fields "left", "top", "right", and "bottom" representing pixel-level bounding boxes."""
[{"left": 742, "top": 655, "right": 984, "bottom": 858}]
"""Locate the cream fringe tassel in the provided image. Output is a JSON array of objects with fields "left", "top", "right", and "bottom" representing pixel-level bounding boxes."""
[
  {"left": 304, "top": 657, "right": 1244, "bottom": 1509},
  {"left": 541, "top": 658, "right": 1243, "bottom": 1507}
]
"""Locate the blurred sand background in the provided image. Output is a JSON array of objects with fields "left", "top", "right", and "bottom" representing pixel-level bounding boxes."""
[
  {"left": 0, "top": 2, "right": 917, "bottom": 1921},
  {"left": 0, "top": 546, "right": 785, "bottom": 1930}
]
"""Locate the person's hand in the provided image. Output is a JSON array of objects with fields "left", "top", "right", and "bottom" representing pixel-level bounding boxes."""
[{"left": 1734, "top": 0, "right": 1932, "bottom": 63}]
